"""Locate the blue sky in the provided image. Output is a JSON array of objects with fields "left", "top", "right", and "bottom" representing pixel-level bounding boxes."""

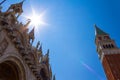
[{"left": 2, "top": 0, "right": 120, "bottom": 80}]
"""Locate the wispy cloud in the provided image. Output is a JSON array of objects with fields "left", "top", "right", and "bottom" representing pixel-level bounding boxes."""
[{"left": 80, "top": 61, "right": 105, "bottom": 80}]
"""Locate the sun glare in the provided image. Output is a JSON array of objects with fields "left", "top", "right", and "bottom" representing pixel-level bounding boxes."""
[
  {"left": 24, "top": 8, "right": 47, "bottom": 29},
  {"left": 29, "top": 13, "right": 46, "bottom": 27}
]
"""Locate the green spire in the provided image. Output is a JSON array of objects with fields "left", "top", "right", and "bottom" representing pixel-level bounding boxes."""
[{"left": 94, "top": 24, "right": 108, "bottom": 35}]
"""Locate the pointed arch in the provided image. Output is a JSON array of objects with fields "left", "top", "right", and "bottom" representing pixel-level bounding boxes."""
[{"left": 0, "top": 55, "right": 26, "bottom": 80}]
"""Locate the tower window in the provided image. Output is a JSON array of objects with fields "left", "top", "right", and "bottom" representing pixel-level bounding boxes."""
[
  {"left": 111, "top": 44, "right": 114, "bottom": 48},
  {"left": 103, "top": 45, "right": 105, "bottom": 49},
  {"left": 106, "top": 45, "right": 109, "bottom": 48},
  {"left": 108, "top": 44, "right": 111, "bottom": 48},
  {"left": 98, "top": 37, "right": 102, "bottom": 40},
  {"left": 104, "top": 44, "right": 114, "bottom": 49}
]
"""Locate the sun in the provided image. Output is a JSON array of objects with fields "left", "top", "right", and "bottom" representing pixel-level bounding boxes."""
[
  {"left": 29, "top": 11, "right": 46, "bottom": 27},
  {"left": 24, "top": 8, "right": 47, "bottom": 28},
  {"left": 30, "top": 14, "right": 42, "bottom": 26}
]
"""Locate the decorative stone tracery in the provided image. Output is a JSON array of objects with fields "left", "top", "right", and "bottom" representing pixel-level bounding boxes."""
[{"left": 0, "top": 38, "right": 8, "bottom": 56}]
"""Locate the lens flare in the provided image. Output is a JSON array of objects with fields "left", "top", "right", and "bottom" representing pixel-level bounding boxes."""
[{"left": 23, "top": 8, "right": 47, "bottom": 30}]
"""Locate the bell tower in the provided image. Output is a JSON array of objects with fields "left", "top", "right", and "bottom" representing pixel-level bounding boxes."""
[{"left": 95, "top": 25, "right": 120, "bottom": 80}]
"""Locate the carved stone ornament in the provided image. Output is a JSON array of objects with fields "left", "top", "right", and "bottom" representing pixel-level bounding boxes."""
[{"left": 0, "top": 38, "right": 8, "bottom": 56}]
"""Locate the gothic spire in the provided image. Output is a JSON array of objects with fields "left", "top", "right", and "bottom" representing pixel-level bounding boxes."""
[
  {"left": 38, "top": 43, "right": 43, "bottom": 59},
  {"left": 53, "top": 75, "right": 56, "bottom": 80},
  {"left": 24, "top": 19, "right": 31, "bottom": 28},
  {"left": 17, "top": 0, "right": 25, "bottom": 9},
  {"left": 29, "top": 27, "right": 35, "bottom": 36},
  {"left": 39, "top": 43, "right": 42, "bottom": 52},
  {"left": 47, "top": 49, "right": 49, "bottom": 56},
  {"left": 20, "top": 0, "right": 25, "bottom": 5},
  {"left": 36, "top": 41, "right": 40, "bottom": 49},
  {"left": 7, "top": 0, "right": 24, "bottom": 18},
  {"left": 29, "top": 27, "right": 35, "bottom": 44},
  {"left": 94, "top": 24, "right": 108, "bottom": 35},
  {"left": 48, "top": 65, "right": 52, "bottom": 80}
]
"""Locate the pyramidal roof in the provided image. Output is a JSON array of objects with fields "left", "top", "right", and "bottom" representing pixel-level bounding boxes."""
[{"left": 94, "top": 24, "right": 108, "bottom": 35}]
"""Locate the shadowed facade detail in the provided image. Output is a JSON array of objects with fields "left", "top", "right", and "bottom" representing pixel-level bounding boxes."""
[
  {"left": 95, "top": 25, "right": 120, "bottom": 80},
  {"left": 0, "top": 61, "right": 19, "bottom": 80},
  {"left": 0, "top": 0, "right": 55, "bottom": 80}
]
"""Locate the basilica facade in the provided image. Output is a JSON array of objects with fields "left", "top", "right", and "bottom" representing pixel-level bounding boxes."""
[{"left": 0, "top": 1, "right": 55, "bottom": 80}]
